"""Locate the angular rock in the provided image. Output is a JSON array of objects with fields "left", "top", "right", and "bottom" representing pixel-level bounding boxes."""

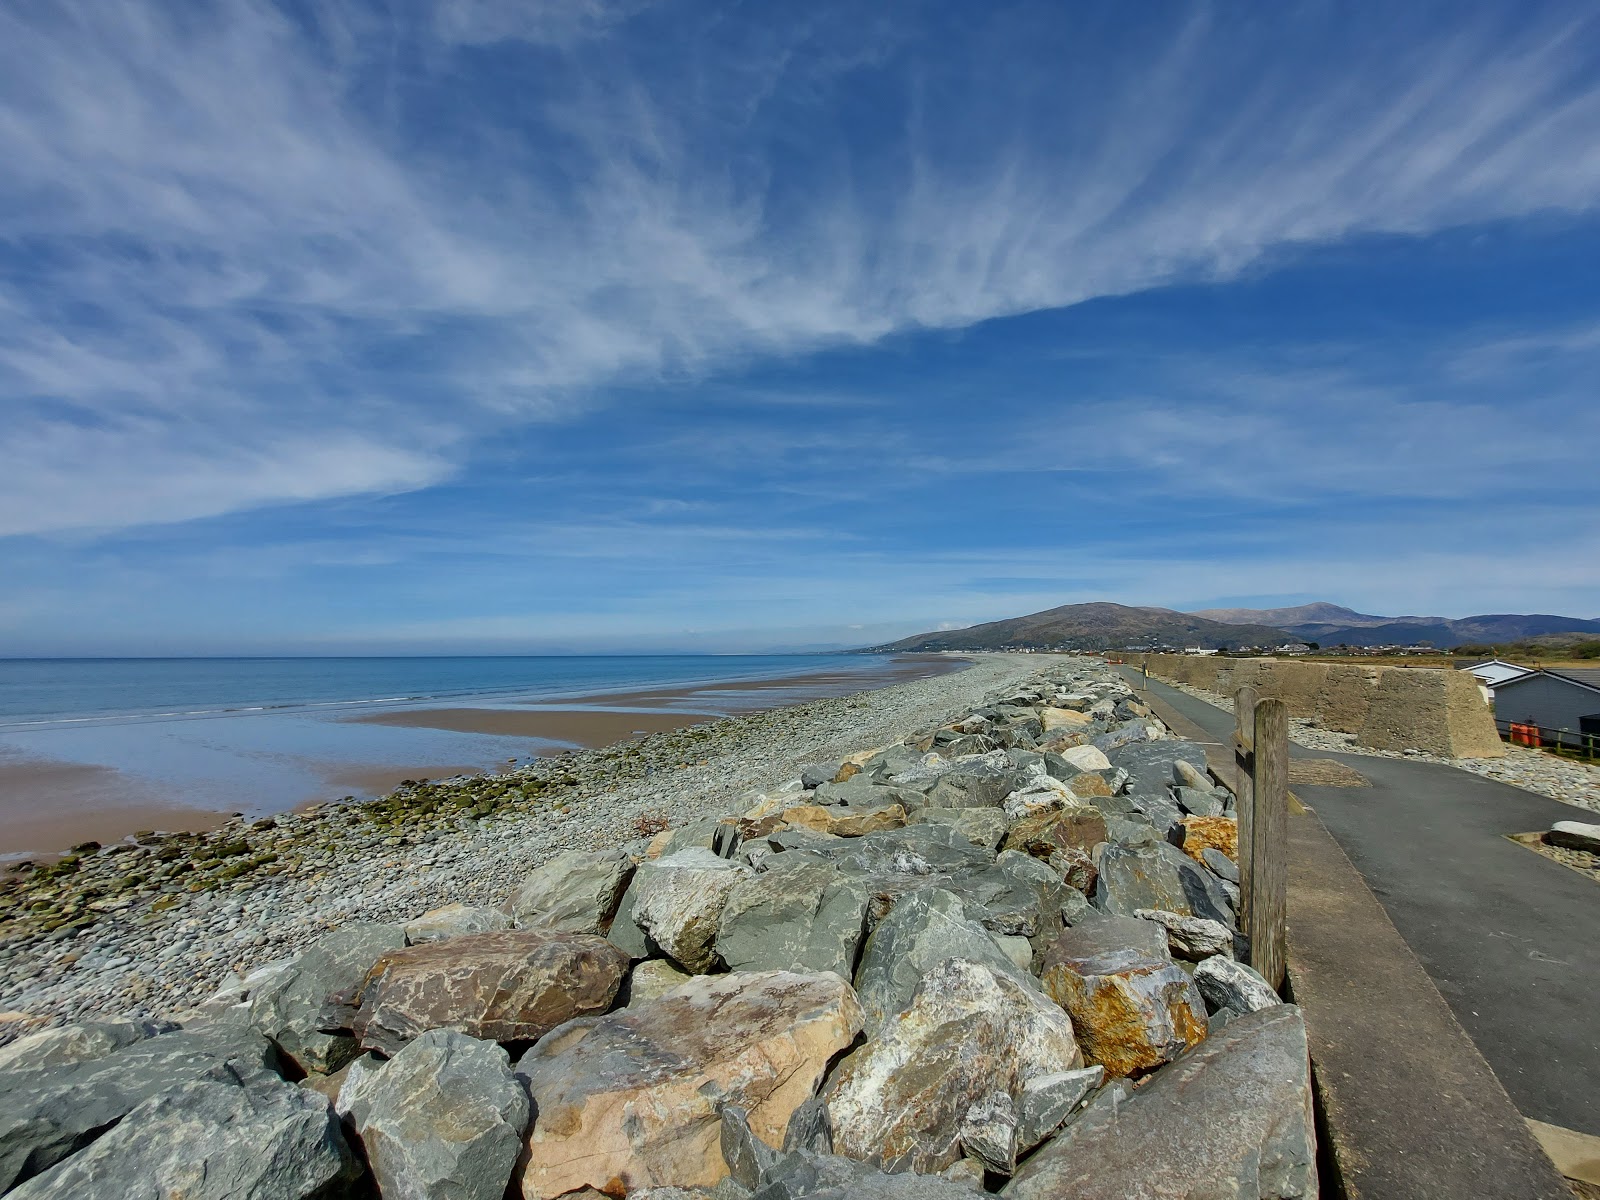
[
  {"left": 721, "top": 1105, "right": 779, "bottom": 1190},
  {"left": 627, "top": 957, "right": 694, "bottom": 1007},
  {"left": 1195, "top": 956, "right": 1283, "bottom": 1017},
  {"left": 825, "top": 958, "right": 1081, "bottom": 1175},
  {"left": 340, "top": 929, "right": 628, "bottom": 1055},
  {"left": 339, "top": 1028, "right": 528, "bottom": 1200},
  {"left": 1548, "top": 820, "right": 1600, "bottom": 853},
  {"left": 755, "top": 1147, "right": 980, "bottom": 1199},
  {"left": 780, "top": 803, "right": 906, "bottom": 838},
  {"left": 1037, "top": 915, "right": 1207, "bottom": 1077},
  {"left": 515, "top": 971, "right": 863, "bottom": 1198},
  {"left": 1124, "top": 792, "right": 1184, "bottom": 836},
  {"left": 910, "top": 806, "right": 1010, "bottom": 851},
  {"left": 405, "top": 902, "right": 510, "bottom": 943},
  {"left": 717, "top": 857, "right": 869, "bottom": 978},
  {"left": 812, "top": 780, "right": 924, "bottom": 812},
  {"left": 1178, "top": 815, "right": 1239, "bottom": 865},
  {"left": 1176, "top": 786, "right": 1225, "bottom": 817},
  {"left": 1002, "top": 808, "right": 1108, "bottom": 860},
  {"left": 963, "top": 851, "right": 1069, "bottom": 941},
  {"left": 920, "top": 758, "right": 1025, "bottom": 809},
  {"left": 1202, "top": 846, "right": 1240, "bottom": 884},
  {"left": 850, "top": 889, "right": 1029, "bottom": 1035},
  {"left": 1107, "top": 739, "right": 1209, "bottom": 794},
  {"left": 0, "top": 1024, "right": 279, "bottom": 1191},
  {"left": 9, "top": 1065, "right": 356, "bottom": 1200},
  {"left": 1001, "top": 775, "right": 1076, "bottom": 820},
  {"left": 632, "top": 848, "right": 755, "bottom": 973},
  {"left": 1052, "top": 745, "right": 1112, "bottom": 773},
  {"left": 509, "top": 847, "right": 635, "bottom": 935},
  {"left": 1003, "top": 1005, "right": 1316, "bottom": 1199},
  {"left": 1014, "top": 1066, "right": 1103, "bottom": 1154},
  {"left": 1039, "top": 707, "right": 1093, "bottom": 732},
  {"left": 800, "top": 763, "right": 844, "bottom": 790},
  {"left": 1173, "top": 758, "right": 1212, "bottom": 791},
  {"left": 1134, "top": 908, "right": 1234, "bottom": 961},
  {"left": 247, "top": 923, "right": 404, "bottom": 1073},
  {"left": 0, "top": 1018, "right": 173, "bottom": 1072},
  {"left": 1095, "top": 841, "right": 1234, "bottom": 926}
]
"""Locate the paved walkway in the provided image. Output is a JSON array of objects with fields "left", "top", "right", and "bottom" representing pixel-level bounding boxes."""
[{"left": 1121, "top": 668, "right": 1600, "bottom": 1138}]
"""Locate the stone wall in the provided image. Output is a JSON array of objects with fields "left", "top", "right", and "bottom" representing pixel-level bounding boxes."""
[{"left": 1141, "top": 656, "right": 1504, "bottom": 759}]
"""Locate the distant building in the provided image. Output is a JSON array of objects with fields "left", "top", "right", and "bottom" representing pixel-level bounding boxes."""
[
  {"left": 1274, "top": 643, "right": 1313, "bottom": 655},
  {"left": 1489, "top": 667, "right": 1600, "bottom": 750},
  {"left": 1183, "top": 647, "right": 1219, "bottom": 656}
]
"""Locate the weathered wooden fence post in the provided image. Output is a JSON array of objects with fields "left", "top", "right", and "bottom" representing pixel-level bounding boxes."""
[{"left": 1235, "top": 687, "right": 1288, "bottom": 991}]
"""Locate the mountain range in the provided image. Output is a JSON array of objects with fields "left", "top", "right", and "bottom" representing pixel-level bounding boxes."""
[
  {"left": 870, "top": 601, "right": 1600, "bottom": 653},
  {"left": 1192, "top": 604, "right": 1600, "bottom": 648}
]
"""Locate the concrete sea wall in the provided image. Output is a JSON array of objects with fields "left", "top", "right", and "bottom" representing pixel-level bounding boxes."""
[{"left": 1141, "top": 656, "right": 1505, "bottom": 759}]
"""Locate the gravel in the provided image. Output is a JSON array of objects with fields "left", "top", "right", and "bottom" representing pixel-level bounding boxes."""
[
  {"left": 1159, "top": 678, "right": 1600, "bottom": 816},
  {"left": 0, "top": 654, "right": 1047, "bottom": 1034}
]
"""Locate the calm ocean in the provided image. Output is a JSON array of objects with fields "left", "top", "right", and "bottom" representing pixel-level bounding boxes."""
[{"left": 0, "top": 654, "right": 884, "bottom": 728}]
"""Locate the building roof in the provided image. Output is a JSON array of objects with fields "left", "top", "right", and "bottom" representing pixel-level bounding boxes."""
[
  {"left": 1545, "top": 667, "right": 1600, "bottom": 693},
  {"left": 1495, "top": 666, "right": 1600, "bottom": 696}
]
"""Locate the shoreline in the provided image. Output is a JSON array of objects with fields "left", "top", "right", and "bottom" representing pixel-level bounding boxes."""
[
  {"left": 0, "top": 653, "right": 1042, "bottom": 1028},
  {"left": 0, "top": 654, "right": 964, "bottom": 859}
]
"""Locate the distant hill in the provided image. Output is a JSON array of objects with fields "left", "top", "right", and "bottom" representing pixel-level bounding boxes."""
[
  {"left": 868, "top": 602, "right": 1291, "bottom": 652},
  {"left": 1192, "top": 603, "right": 1600, "bottom": 648}
]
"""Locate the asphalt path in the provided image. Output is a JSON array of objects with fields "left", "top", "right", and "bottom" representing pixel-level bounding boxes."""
[{"left": 1120, "top": 667, "right": 1600, "bottom": 1136}]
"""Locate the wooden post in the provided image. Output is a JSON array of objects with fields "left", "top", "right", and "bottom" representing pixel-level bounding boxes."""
[
  {"left": 1249, "top": 697, "right": 1289, "bottom": 992},
  {"left": 1233, "top": 685, "right": 1259, "bottom": 932}
]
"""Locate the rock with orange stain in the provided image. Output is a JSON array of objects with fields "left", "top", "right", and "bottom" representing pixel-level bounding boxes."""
[
  {"left": 778, "top": 802, "right": 906, "bottom": 838},
  {"left": 513, "top": 971, "right": 863, "bottom": 1199},
  {"left": 1177, "top": 816, "right": 1238, "bottom": 865},
  {"left": 1037, "top": 915, "right": 1207, "bottom": 1078}
]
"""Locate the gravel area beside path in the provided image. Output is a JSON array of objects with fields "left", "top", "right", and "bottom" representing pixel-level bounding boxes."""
[
  {"left": 0, "top": 654, "right": 1045, "bottom": 1031},
  {"left": 1159, "top": 678, "right": 1600, "bottom": 816}
]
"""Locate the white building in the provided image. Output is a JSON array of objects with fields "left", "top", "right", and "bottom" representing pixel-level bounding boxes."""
[{"left": 1459, "top": 658, "right": 1533, "bottom": 702}]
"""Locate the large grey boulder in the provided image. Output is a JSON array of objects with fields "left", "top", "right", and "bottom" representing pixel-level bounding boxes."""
[
  {"left": 962, "top": 851, "right": 1069, "bottom": 941},
  {"left": 338, "top": 1028, "right": 529, "bottom": 1200},
  {"left": 909, "top": 807, "right": 1010, "bottom": 851},
  {"left": 0, "top": 1023, "right": 279, "bottom": 1191},
  {"left": 0, "top": 1018, "right": 175, "bottom": 1072},
  {"left": 1003, "top": 1005, "right": 1316, "bottom": 1199},
  {"left": 813, "top": 780, "right": 925, "bottom": 812},
  {"left": 716, "top": 857, "right": 869, "bottom": 977},
  {"left": 248, "top": 922, "right": 404, "bottom": 1073},
  {"left": 1195, "top": 956, "right": 1283, "bottom": 1017},
  {"left": 510, "top": 847, "right": 635, "bottom": 935},
  {"left": 1037, "top": 915, "right": 1207, "bottom": 1079},
  {"left": 921, "top": 758, "right": 1029, "bottom": 809},
  {"left": 631, "top": 849, "right": 754, "bottom": 973},
  {"left": 1107, "top": 740, "right": 1210, "bottom": 798},
  {"left": 1014, "top": 1066, "right": 1103, "bottom": 1155},
  {"left": 1095, "top": 841, "right": 1233, "bottom": 925},
  {"left": 825, "top": 957, "right": 1082, "bottom": 1175},
  {"left": 1135, "top": 908, "right": 1235, "bottom": 961},
  {"left": 851, "top": 889, "right": 1030, "bottom": 1035},
  {"left": 10, "top": 1067, "right": 358, "bottom": 1200}
]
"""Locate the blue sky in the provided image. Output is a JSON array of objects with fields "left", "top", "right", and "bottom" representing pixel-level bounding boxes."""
[{"left": 2, "top": 0, "right": 1599, "bottom": 655}]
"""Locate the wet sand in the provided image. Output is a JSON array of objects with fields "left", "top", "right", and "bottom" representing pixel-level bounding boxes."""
[
  {"left": 0, "top": 760, "right": 227, "bottom": 858},
  {"left": 349, "top": 656, "right": 967, "bottom": 745},
  {"left": 322, "top": 763, "right": 489, "bottom": 798}
]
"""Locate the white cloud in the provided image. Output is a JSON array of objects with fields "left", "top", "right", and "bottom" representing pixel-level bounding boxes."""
[{"left": 3, "top": 1, "right": 1600, "bottom": 535}]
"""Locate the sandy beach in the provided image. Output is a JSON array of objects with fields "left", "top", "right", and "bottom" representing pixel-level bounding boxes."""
[{"left": 0, "top": 759, "right": 228, "bottom": 858}]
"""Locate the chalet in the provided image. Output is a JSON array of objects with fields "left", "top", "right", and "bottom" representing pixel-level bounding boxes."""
[{"left": 1489, "top": 667, "right": 1600, "bottom": 750}]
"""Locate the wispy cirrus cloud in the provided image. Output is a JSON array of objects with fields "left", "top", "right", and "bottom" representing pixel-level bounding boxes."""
[{"left": 3, "top": 0, "right": 1600, "bottom": 538}]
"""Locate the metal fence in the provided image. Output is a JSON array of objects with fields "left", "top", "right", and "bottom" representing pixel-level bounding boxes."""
[{"left": 1496, "top": 719, "right": 1600, "bottom": 759}]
